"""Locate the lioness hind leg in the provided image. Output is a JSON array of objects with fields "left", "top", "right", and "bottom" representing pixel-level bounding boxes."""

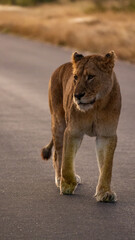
[
  {"left": 52, "top": 119, "right": 66, "bottom": 188},
  {"left": 53, "top": 150, "right": 62, "bottom": 188},
  {"left": 95, "top": 136, "right": 117, "bottom": 203}
]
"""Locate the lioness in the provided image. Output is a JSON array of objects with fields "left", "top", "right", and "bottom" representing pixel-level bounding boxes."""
[{"left": 41, "top": 51, "right": 121, "bottom": 202}]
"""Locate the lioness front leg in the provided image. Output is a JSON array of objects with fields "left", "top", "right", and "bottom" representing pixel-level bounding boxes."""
[
  {"left": 95, "top": 136, "right": 117, "bottom": 202},
  {"left": 60, "top": 128, "right": 82, "bottom": 195}
]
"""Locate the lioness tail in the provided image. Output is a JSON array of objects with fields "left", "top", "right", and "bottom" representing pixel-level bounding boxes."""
[{"left": 41, "top": 139, "right": 53, "bottom": 160}]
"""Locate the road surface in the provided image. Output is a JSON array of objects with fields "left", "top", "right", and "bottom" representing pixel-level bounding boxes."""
[{"left": 0, "top": 34, "right": 135, "bottom": 240}]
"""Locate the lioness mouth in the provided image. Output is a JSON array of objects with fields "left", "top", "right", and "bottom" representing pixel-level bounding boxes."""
[{"left": 79, "top": 98, "right": 96, "bottom": 106}]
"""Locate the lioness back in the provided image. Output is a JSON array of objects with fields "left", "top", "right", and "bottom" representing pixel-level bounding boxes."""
[{"left": 48, "top": 62, "right": 72, "bottom": 115}]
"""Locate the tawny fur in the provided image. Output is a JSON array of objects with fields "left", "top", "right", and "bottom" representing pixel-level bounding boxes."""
[{"left": 41, "top": 51, "right": 121, "bottom": 202}]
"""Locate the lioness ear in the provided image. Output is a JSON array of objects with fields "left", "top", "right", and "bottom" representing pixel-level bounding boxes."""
[
  {"left": 72, "top": 52, "right": 84, "bottom": 64},
  {"left": 104, "top": 50, "right": 116, "bottom": 70}
]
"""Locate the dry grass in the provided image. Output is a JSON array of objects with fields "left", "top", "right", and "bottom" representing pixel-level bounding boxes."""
[{"left": 0, "top": 2, "right": 135, "bottom": 62}]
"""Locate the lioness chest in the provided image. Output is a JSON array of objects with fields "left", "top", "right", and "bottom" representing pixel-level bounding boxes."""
[{"left": 65, "top": 108, "right": 116, "bottom": 138}]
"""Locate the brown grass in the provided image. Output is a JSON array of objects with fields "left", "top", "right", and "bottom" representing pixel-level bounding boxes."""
[{"left": 0, "top": 2, "right": 135, "bottom": 62}]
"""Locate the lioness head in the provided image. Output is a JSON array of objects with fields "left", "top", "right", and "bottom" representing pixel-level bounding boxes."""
[{"left": 72, "top": 51, "right": 116, "bottom": 112}]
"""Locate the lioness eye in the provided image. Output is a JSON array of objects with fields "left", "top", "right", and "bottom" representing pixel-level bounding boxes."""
[
  {"left": 87, "top": 75, "right": 95, "bottom": 81},
  {"left": 74, "top": 75, "right": 78, "bottom": 83},
  {"left": 74, "top": 75, "right": 78, "bottom": 80}
]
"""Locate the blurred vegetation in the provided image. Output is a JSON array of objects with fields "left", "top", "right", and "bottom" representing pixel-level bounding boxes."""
[
  {"left": 0, "top": 0, "right": 135, "bottom": 62},
  {"left": 0, "top": 0, "right": 135, "bottom": 11},
  {"left": 86, "top": 0, "right": 135, "bottom": 13},
  {"left": 0, "top": 0, "right": 57, "bottom": 6}
]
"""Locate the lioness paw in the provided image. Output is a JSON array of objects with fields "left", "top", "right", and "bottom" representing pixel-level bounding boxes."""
[
  {"left": 60, "top": 179, "right": 77, "bottom": 195},
  {"left": 95, "top": 191, "right": 117, "bottom": 203},
  {"left": 76, "top": 175, "right": 81, "bottom": 185},
  {"left": 55, "top": 176, "right": 60, "bottom": 188}
]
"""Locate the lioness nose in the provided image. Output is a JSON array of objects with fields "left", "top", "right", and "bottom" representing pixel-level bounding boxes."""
[{"left": 74, "top": 92, "right": 85, "bottom": 100}]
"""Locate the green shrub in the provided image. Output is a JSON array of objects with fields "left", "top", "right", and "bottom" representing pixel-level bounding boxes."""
[
  {"left": 85, "top": 0, "right": 135, "bottom": 13},
  {"left": 0, "top": 0, "right": 135, "bottom": 10},
  {"left": 0, "top": 0, "right": 57, "bottom": 6}
]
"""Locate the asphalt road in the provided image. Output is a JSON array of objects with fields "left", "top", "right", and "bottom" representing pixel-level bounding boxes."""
[{"left": 0, "top": 33, "right": 135, "bottom": 240}]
